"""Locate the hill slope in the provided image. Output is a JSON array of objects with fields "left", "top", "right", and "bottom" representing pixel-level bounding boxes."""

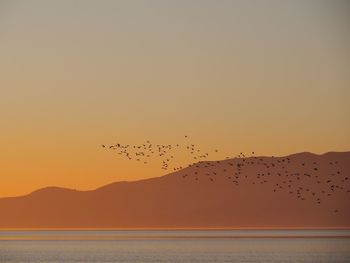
[{"left": 0, "top": 151, "right": 349, "bottom": 228}]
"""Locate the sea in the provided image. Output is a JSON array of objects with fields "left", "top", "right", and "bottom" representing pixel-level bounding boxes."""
[{"left": 0, "top": 229, "right": 349, "bottom": 263}]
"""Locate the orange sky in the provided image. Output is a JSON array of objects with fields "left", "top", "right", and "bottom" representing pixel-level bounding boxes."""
[{"left": 0, "top": 1, "right": 349, "bottom": 197}]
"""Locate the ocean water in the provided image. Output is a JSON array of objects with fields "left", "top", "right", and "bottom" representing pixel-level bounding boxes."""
[{"left": 0, "top": 230, "right": 349, "bottom": 263}]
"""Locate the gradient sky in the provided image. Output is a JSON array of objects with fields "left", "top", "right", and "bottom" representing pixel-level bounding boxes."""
[{"left": 0, "top": 0, "right": 349, "bottom": 197}]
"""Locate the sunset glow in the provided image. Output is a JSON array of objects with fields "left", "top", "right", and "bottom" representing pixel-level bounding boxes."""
[{"left": 0, "top": 1, "right": 349, "bottom": 197}]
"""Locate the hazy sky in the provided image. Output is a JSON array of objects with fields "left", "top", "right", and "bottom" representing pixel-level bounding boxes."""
[{"left": 1, "top": 0, "right": 349, "bottom": 197}]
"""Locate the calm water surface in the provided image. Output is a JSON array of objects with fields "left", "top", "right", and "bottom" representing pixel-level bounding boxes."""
[{"left": 0, "top": 230, "right": 349, "bottom": 263}]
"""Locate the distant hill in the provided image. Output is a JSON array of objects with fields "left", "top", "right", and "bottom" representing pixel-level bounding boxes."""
[{"left": 0, "top": 151, "right": 349, "bottom": 229}]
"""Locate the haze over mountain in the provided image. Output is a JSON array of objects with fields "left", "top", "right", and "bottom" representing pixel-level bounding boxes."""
[{"left": 0, "top": 151, "right": 349, "bottom": 229}]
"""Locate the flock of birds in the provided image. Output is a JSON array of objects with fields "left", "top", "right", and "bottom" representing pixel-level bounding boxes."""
[{"left": 102, "top": 136, "right": 349, "bottom": 213}]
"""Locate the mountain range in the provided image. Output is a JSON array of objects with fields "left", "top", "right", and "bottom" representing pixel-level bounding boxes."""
[{"left": 0, "top": 151, "right": 349, "bottom": 229}]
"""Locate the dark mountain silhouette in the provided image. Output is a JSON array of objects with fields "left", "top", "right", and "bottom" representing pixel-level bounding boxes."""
[{"left": 0, "top": 151, "right": 349, "bottom": 229}]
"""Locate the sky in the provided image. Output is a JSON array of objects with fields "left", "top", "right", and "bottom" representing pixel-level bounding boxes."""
[{"left": 0, "top": 0, "right": 349, "bottom": 197}]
